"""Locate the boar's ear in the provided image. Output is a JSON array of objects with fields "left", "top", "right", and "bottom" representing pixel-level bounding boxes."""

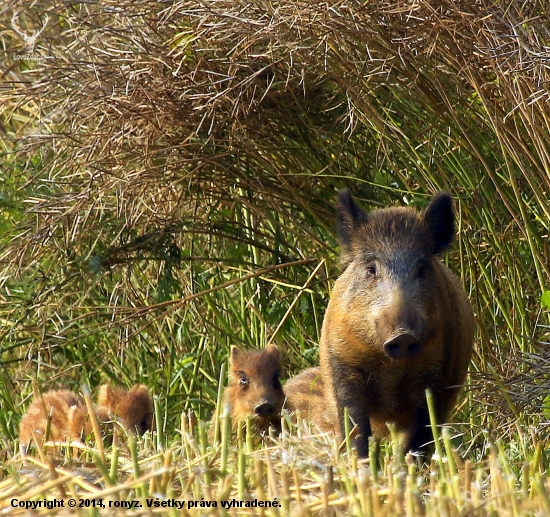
[
  {"left": 423, "top": 192, "right": 455, "bottom": 255},
  {"left": 337, "top": 190, "right": 367, "bottom": 253}
]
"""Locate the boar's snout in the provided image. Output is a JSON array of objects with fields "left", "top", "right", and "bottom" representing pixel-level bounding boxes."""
[
  {"left": 383, "top": 333, "right": 422, "bottom": 360},
  {"left": 255, "top": 400, "right": 277, "bottom": 418}
]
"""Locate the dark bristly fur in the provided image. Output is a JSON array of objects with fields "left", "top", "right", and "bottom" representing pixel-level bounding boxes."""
[{"left": 321, "top": 191, "right": 475, "bottom": 457}]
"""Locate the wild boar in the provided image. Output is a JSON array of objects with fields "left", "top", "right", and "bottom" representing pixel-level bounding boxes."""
[
  {"left": 216, "top": 344, "right": 284, "bottom": 435},
  {"left": 320, "top": 191, "right": 474, "bottom": 457}
]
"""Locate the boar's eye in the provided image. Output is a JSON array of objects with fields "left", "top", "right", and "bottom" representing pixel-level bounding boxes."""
[
  {"left": 416, "top": 260, "right": 429, "bottom": 278},
  {"left": 366, "top": 263, "right": 377, "bottom": 276},
  {"left": 237, "top": 373, "right": 249, "bottom": 387}
]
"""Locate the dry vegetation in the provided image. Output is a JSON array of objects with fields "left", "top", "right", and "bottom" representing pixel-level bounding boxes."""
[{"left": 1, "top": 0, "right": 550, "bottom": 515}]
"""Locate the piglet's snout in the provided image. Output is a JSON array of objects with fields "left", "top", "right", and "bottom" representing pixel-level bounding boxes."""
[{"left": 255, "top": 400, "right": 276, "bottom": 418}]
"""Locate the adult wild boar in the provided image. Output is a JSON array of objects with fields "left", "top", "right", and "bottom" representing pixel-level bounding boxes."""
[{"left": 320, "top": 191, "right": 474, "bottom": 457}]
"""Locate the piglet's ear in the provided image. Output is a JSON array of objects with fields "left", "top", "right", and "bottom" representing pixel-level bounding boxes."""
[
  {"left": 230, "top": 346, "right": 242, "bottom": 365},
  {"left": 337, "top": 190, "right": 367, "bottom": 266},
  {"left": 265, "top": 344, "right": 279, "bottom": 360},
  {"left": 423, "top": 192, "right": 455, "bottom": 255}
]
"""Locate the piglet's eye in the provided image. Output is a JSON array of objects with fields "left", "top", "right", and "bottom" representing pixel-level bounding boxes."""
[
  {"left": 366, "top": 263, "right": 377, "bottom": 276},
  {"left": 239, "top": 375, "right": 249, "bottom": 386}
]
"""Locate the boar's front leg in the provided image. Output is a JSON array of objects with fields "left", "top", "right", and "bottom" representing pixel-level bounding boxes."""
[
  {"left": 406, "top": 404, "right": 433, "bottom": 456},
  {"left": 329, "top": 358, "right": 373, "bottom": 457}
]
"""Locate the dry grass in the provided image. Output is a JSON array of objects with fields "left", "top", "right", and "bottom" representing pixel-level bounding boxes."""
[{"left": 3, "top": 414, "right": 550, "bottom": 517}]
